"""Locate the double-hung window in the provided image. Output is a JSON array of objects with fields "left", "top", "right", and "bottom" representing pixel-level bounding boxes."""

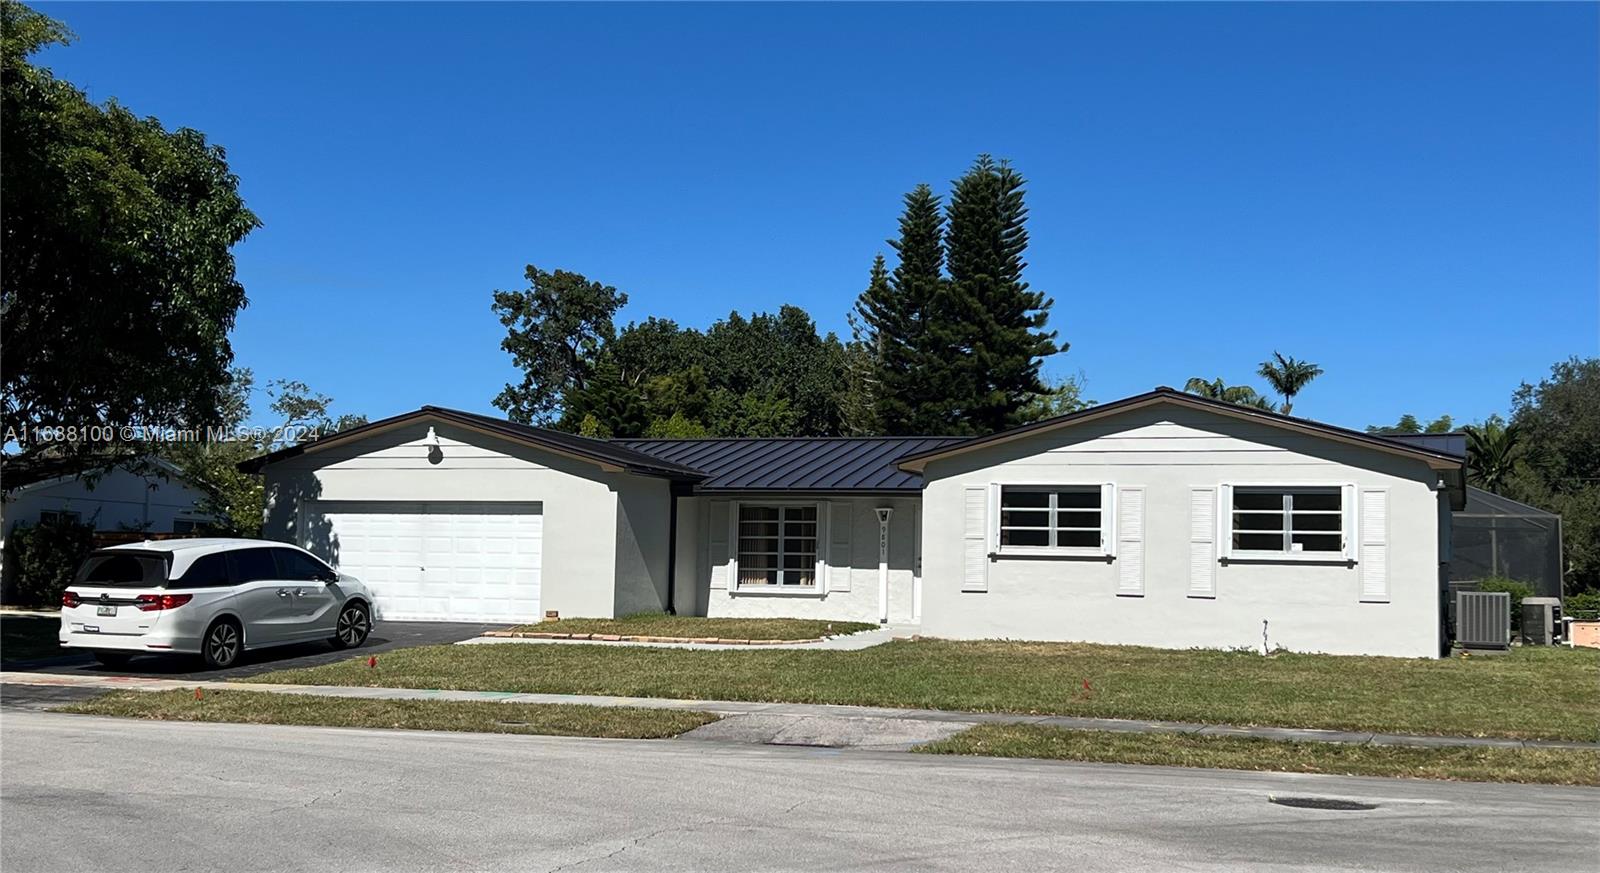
[
  {"left": 998, "top": 486, "right": 1103, "bottom": 551},
  {"left": 1231, "top": 487, "right": 1343, "bottom": 555},
  {"left": 736, "top": 504, "right": 818, "bottom": 588}
]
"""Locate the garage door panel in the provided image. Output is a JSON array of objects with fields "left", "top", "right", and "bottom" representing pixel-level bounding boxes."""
[{"left": 305, "top": 501, "right": 542, "bottom": 623}]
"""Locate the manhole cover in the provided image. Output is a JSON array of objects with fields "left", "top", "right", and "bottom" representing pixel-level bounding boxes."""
[{"left": 1269, "top": 796, "right": 1377, "bottom": 811}]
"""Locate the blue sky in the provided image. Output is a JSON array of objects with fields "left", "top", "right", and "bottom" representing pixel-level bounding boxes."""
[{"left": 35, "top": 2, "right": 1599, "bottom": 432}]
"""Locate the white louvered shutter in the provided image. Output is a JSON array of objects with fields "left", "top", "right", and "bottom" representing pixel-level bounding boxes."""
[
  {"left": 1116, "top": 487, "right": 1145, "bottom": 596},
  {"left": 1360, "top": 489, "right": 1389, "bottom": 603},
  {"left": 963, "top": 485, "right": 990, "bottom": 592},
  {"left": 829, "top": 500, "right": 852, "bottom": 592},
  {"left": 1189, "top": 487, "right": 1217, "bottom": 598}
]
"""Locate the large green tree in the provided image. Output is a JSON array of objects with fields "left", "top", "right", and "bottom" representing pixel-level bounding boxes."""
[
  {"left": 1505, "top": 357, "right": 1600, "bottom": 593},
  {"left": 939, "top": 156, "right": 1059, "bottom": 434},
  {"left": 491, "top": 266, "right": 626, "bottom": 424},
  {"left": 1257, "top": 352, "right": 1323, "bottom": 415},
  {"left": 1, "top": 2, "right": 259, "bottom": 472}
]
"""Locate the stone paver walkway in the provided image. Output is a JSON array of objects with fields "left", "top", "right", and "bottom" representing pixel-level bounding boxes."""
[
  {"left": 6, "top": 671, "right": 1594, "bottom": 752},
  {"left": 458, "top": 624, "right": 913, "bottom": 651}
]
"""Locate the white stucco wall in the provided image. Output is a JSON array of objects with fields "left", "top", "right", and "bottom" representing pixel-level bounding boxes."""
[
  {"left": 259, "top": 419, "right": 671, "bottom": 620},
  {"left": 678, "top": 495, "right": 919, "bottom": 625},
  {"left": 2, "top": 466, "right": 212, "bottom": 535},
  {"left": 919, "top": 405, "right": 1447, "bottom": 658}
]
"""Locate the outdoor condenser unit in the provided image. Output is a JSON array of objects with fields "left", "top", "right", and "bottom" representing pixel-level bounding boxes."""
[
  {"left": 1522, "top": 597, "right": 1564, "bottom": 646},
  {"left": 1455, "top": 591, "right": 1511, "bottom": 650}
]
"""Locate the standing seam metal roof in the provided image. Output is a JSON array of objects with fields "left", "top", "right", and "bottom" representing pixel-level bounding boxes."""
[{"left": 617, "top": 437, "right": 968, "bottom": 491}]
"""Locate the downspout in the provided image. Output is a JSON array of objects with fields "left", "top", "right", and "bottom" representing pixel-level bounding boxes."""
[{"left": 665, "top": 484, "right": 681, "bottom": 615}]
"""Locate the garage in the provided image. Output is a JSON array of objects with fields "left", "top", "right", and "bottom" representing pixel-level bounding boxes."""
[{"left": 306, "top": 500, "right": 543, "bottom": 623}]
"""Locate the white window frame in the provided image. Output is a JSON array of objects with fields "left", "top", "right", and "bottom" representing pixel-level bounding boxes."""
[
  {"left": 1224, "top": 483, "right": 1352, "bottom": 563},
  {"left": 729, "top": 500, "right": 827, "bottom": 594},
  {"left": 994, "top": 484, "right": 1112, "bottom": 558},
  {"left": 38, "top": 509, "right": 82, "bottom": 525}
]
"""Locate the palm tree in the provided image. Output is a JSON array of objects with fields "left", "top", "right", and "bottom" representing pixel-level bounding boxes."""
[
  {"left": 1464, "top": 421, "right": 1520, "bottom": 494},
  {"left": 1183, "top": 377, "right": 1277, "bottom": 412},
  {"left": 1257, "top": 352, "right": 1323, "bottom": 415}
]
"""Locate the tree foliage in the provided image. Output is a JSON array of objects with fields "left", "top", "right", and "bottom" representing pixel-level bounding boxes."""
[
  {"left": 1503, "top": 357, "right": 1600, "bottom": 593},
  {"left": 1, "top": 2, "right": 259, "bottom": 471},
  {"left": 1367, "top": 414, "right": 1456, "bottom": 435},
  {"left": 1463, "top": 418, "right": 1519, "bottom": 495},
  {"left": 1183, "top": 376, "right": 1276, "bottom": 411},
  {"left": 491, "top": 266, "right": 625, "bottom": 424},
  {"left": 1256, "top": 352, "right": 1323, "bottom": 415}
]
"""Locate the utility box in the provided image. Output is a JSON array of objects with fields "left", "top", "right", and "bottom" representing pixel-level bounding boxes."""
[
  {"left": 1456, "top": 591, "right": 1511, "bottom": 650},
  {"left": 1522, "top": 597, "right": 1564, "bottom": 645}
]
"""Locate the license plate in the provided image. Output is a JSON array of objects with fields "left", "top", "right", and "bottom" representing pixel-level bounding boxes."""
[{"left": 96, "top": 605, "right": 117, "bottom": 617}]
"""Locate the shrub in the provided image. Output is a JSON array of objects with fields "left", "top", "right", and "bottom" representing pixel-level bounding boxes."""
[
  {"left": 1564, "top": 589, "right": 1600, "bottom": 620},
  {"left": 1478, "top": 577, "right": 1536, "bottom": 632},
  {"left": 4, "top": 518, "right": 94, "bottom": 606}
]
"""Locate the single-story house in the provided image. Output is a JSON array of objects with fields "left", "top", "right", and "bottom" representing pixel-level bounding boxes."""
[
  {"left": 2, "top": 456, "right": 214, "bottom": 536},
  {"left": 242, "top": 388, "right": 1466, "bottom": 658}
]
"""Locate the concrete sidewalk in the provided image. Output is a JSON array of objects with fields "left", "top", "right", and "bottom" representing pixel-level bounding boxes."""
[{"left": 5, "top": 671, "right": 1595, "bottom": 752}]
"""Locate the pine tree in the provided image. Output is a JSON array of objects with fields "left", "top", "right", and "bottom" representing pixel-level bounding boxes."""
[
  {"left": 940, "top": 156, "right": 1058, "bottom": 433},
  {"left": 842, "top": 255, "right": 889, "bottom": 436}
]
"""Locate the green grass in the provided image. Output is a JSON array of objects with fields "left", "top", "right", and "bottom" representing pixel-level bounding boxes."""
[
  {"left": 915, "top": 724, "right": 1600, "bottom": 786},
  {"left": 1, "top": 614, "right": 63, "bottom": 663},
  {"left": 509, "top": 615, "right": 877, "bottom": 640},
  {"left": 59, "top": 690, "right": 719, "bottom": 738},
  {"left": 247, "top": 639, "right": 1600, "bottom": 741}
]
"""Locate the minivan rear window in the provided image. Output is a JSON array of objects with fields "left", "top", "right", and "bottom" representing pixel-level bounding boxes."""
[{"left": 73, "top": 552, "right": 170, "bottom": 588}]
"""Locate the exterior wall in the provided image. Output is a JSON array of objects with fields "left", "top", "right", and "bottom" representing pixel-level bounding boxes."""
[
  {"left": 919, "top": 405, "right": 1445, "bottom": 658},
  {"left": 2, "top": 466, "right": 212, "bottom": 535},
  {"left": 260, "top": 419, "right": 667, "bottom": 620},
  {"left": 681, "top": 495, "right": 919, "bottom": 625},
  {"left": 613, "top": 477, "right": 671, "bottom": 616}
]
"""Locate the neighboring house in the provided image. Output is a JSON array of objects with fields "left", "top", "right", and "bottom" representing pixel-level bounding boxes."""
[
  {"left": 2, "top": 456, "right": 215, "bottom": 537},
  {"left": 244, "top": 388, "right": 1466, "bottom": 658}
]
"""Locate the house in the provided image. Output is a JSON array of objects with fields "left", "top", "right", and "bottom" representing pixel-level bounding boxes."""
[
  {"left": 242, "top": 388, "right": 1466, "bottom": 658},
  {"left": 2, "top": 456, "right": 215, "bottom": 537}
]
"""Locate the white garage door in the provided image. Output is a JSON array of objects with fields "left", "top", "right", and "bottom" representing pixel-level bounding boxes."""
[{"left": 306, "top": 501, "right": 543, "bottom": 623}]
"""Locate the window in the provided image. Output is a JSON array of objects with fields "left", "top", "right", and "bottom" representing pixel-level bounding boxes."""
[
  {"left": 39, "top": 510, "right": 81, "bottom": 525},
  {"left": 226, "top": 548, "right": 280, "bottom": 584},
  {"left": 737, "top": 504, "right": 818, "bottom": 588},
  {"left": 999, "top": 486, "right": 1102, "bottom": 550},
  {"left": 74, "top": 553, "right": 168, "bottom": 587},
  {"left": 172, "top": 553, "right": 232, "bottom": 590},
  {"left": 272, "top": 548, "right": 334, "bottom": 582},
  {"left": 1231, "top": 487, "right": 1343, "bottom": 554},
  {"left": 172, "top": 518, "right": 204, "bottom": 534}
]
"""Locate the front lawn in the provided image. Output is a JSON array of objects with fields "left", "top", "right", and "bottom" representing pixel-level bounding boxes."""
[
  {"left": 914, "top": 724, "right": 1600, "bottom": 786},
  {"left": 247, "top": 639, "right": 1600, "bottom": 741},
  {"left": 1, "top": 613, "right": 63, "bottom": 663},
  {"left": 59, "top": 690, "right": 719, "bottom": 739},
  {"left": 507, "top": 614, "right": 877, "bottom": 640}
]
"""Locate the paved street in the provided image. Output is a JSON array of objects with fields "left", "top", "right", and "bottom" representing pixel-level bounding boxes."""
[{"left": 3, "top": 710, "right": 1592, "bottom": 873}]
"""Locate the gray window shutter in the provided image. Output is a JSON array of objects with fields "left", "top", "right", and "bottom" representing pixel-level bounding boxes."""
[
  {"left": 1116, "top": 486, "right": 1144, "bottom": 596},
  {"left": 828, "top": 501, "right": 852, "bottom": 592},
  {"left": 1360, "top": 489, "right": 1389, "bottom": 603},
  {"left": 963, "top": 485, "right": 990, "bottom": 592},
  {"left": 709, "top": 501, "right": 731, "bottom": 590},
  {"left": 1189, "top": 487, "right": 1217, "bottom": 598}
]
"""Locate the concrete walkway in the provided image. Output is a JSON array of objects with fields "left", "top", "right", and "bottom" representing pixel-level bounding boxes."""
[
  {"left": 457, "top": 624, "right": 913, "bottom": 651},
  {"left": 6, "top": 671, "right": 1595, "bottom": 752}
]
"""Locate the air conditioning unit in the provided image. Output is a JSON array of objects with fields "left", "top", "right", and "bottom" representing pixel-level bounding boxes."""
[
  {"left": 1456, "top": 591, "right": 1511, "bottom": 650},
  {"left": 1522, "top": 597, "right": 1564, "bottom": 646}
]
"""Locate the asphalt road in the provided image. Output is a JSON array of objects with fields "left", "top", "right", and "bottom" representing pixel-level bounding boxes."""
[
  {"left": 2, "top": 619, "right": 495, "bottom": 680},
  {"left": 3, "top": 711, "right": 1592, "bottom": 873}
]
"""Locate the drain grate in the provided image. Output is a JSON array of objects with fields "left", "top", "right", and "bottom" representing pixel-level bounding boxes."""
[{"left": 1269, "top": 796, "right": 1377, "bottom": 811}]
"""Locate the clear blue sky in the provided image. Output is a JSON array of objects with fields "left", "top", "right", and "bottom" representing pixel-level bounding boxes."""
[{"left": 35, "top": 2, "right": 1600, "bottom": 432}]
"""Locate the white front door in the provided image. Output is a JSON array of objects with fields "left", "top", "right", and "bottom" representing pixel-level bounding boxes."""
[{"left": 305, "top": 501, "right": 543, "bottom": 623}]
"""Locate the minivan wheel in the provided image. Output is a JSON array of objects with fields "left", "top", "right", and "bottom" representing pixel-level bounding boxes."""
[
  {"left": 92, "top": 651, "right": 133, "bottom": 669},
  {"left": 331, "top": 602, "right": 371, "bottom": 649},
  {"left": 202, "top": 619, "right": 242, "bottom": 669}
]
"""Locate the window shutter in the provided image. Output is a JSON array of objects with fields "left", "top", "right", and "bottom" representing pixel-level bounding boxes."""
[
  {"left": 828, "top": 500, "right": 852, "bottom": 592},
  {"left": 963, "top": 485, "right": 990, "bottom": 592},
  {"left": 1360, "top": 489, "right": 1389, "bottom": 603},
  {"left": 1189, "top": 487, "right": 1217, "bottom": 598},
  {"left": 1101, "top": 483, "right": 1117, "bottom": 556},
  {"left": 1116, "top": 487, "right": 1145, "bottom": 596},
  {"left": 709, "top": 501, "right": 730, "bottom": 590},
  {"left": 725, "top": 500, "right": 741, "bottom": 592},
  {"left": 1216, "top": 483, "right": 1233, "bottom": 562},
  {"left": 1341, "top": 483, "right": 1357, "bottom": 561}
]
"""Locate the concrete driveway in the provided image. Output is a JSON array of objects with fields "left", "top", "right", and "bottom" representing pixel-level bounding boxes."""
[{"left": 2, "top": 619, "right": 496, "bottom": 681}]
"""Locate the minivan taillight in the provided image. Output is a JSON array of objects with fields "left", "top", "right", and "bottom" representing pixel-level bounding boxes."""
[
  {"left": 62, "top": 592, "right": 80, "bottom": 608},
  {"left": 135, "top": 594, "right": 192, "bottom": 611}
]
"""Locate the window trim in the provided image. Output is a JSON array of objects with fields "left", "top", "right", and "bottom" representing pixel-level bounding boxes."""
[
  {"left": 39, "top": 509, "right": 82, "bottom": 525},
  {"left": 993, "top": 483, "right": 1112, "bottom": 559},
  {"left": 729, "top": 500, "right": 827, "bottom": 594},
  {"left": 1223, "top": 482, "right": 1354, "bottom": 564}
]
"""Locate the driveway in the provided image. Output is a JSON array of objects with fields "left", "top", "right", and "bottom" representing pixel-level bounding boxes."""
[{"left": 0, "top": 618, "right": 496, "bottom": 681}]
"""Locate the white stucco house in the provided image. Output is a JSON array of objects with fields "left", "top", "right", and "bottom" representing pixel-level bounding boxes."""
[
  {"left": 245, "top": 388, "right": 1466, "bottom": 658},
  {"left": 2, "top": 457, "right": 215, "bottom": 537}
]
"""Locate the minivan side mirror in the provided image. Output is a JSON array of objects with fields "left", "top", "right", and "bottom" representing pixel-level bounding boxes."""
[{"left": 317, "top": 570, "right": 340, "bottom": 584}]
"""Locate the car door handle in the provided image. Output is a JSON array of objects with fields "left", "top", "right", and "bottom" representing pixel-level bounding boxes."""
[{"left": 277, "top": 589, "right": 291, "bottom": 597}]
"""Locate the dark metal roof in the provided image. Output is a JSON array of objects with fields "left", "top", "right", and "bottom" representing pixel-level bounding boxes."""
[
  {"left": 619, "top": 437, "right": 968, "bottom": 492},
  {"left": 1381, "top": 432, "right": 1467, "bottom": 459},
  {"left": 239, "top": 407, "right": 706, "bottom": 480}
]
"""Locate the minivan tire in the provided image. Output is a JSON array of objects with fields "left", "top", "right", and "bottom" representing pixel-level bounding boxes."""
[
  {"left": 330, "top": 601, "right": 371, "bottom": 649},
  {"left": 92, "top": 651, "right": 133, "bottom": 669},
  {"left": 201, "top": 618, "right": 243, "bottom": 669}
]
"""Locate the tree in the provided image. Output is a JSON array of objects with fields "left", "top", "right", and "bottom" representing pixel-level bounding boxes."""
[
  {"left": 1, "top": 1, "right": 259, "bottom": 476},
  {"left": 856, "top": 185, "right": 949, "bottom": 435},
  {"left": 1016, "top": 373, "right": 1093, "bottom": 423},
  {"left": 940, "top": 156, "right": 1059, "bottom": 433},
  {"left": 1182, "top": 377, "right": 1276, "bottom": 411},
  {"left": 1463, "top": 417, "right": 1519, "bottom": 494},
  {"left": 1256, "top": 352, "right": 1323, "bottom": 415},
  {"left": 1367, "top": 414, "right": 1455, "bottom": 435},
  {"left": 492, "top": 266, "right": 626, "bottom": 424},
  {"left": 1505, "top": 357, "right": 1600, "bottom": 593}
]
